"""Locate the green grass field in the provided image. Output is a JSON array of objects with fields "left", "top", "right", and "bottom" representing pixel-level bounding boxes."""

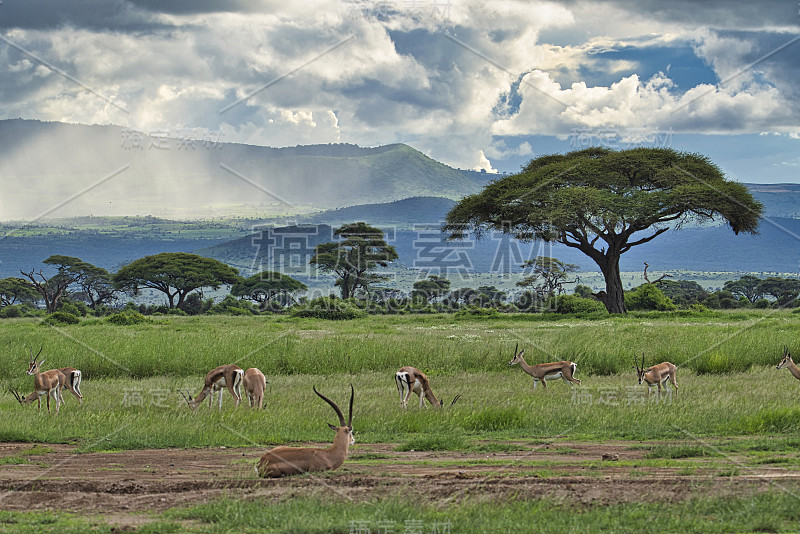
[{"left": 2, "top": 312, "right": 800, "bottom": 532}]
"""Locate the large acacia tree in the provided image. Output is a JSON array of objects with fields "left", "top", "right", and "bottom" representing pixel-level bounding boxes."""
[
  {"left": 444, "top": 147, "right": 762, "bottom": 313},
  {"left": 310, "top": 222, "right": 398, "bottom": 299},
  {"left": 113, "top": 253, "right": 240, "bottom": 309}
]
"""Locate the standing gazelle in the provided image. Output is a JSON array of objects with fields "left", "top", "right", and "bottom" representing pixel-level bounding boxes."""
[
  {"left": 395, "top": 367, "right": 460, "bottom": 409},
  {"left": 10, "top": 348, "right": 66, "bottom": 414},
  {"left": 508, "top": 344, "right": 581, "bottom": 390},
  {"left": 635, "top": 354, "right": 678, "bottom": 397},
  {"left": 257, "top": 385, "right": 354, "bottom": 478},
  {"left": 181, "top": 364, "right": 244, "bottom": 410},
  {"left": 776, "top": 346, "right": 800, "bottom": 380},
  {"left": 243, "top": 367, "right": 267, "bottom": 408}
]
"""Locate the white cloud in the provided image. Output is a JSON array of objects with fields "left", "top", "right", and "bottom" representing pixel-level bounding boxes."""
[{"left": 0, "top": 0, "right": 798, "bottom": 173}]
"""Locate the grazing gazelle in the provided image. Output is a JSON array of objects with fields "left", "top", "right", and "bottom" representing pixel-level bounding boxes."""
[
  {"left": 10, "top": 348, "right": 66, "bottom": 413},
  {"left": 634, "top": 354, "right": 678, "bottom": 397},
  {"left": 395, "top": 366, "right": 460, "bottom": 409},
  {"left": 776, "top": 346, "right": 800, "bottom": 380},
  {"left": 181, "top": 364, "right": 244, "bottom": 410},
  {"left": 257, "top": 385, "right": 354, "bottom": 478},
  {"left": 508, "top": 343, "right": 581, "bottom": 390},
  {"left": 243, "top": 367, "right": 267, "bottom": 408}
]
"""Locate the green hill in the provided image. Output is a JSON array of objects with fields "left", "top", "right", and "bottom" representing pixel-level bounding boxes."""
[
  {"left": 267, "top": 196, "right": 457, "bottom": 227},
  {"left": 0, "top": 119, "right": 481, "bottom": 220}
]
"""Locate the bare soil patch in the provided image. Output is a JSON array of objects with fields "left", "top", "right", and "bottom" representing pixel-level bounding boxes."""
[{"left": 0, "top": 440, "right": 797, "bottom": 527}]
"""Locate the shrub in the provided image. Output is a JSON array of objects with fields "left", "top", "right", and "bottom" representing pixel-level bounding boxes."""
[
  {"left": 40, "top": 311, "right": 80, "bottom": 326},
  {"left": 0, "top": 305, "right": 22, "bottom": 318},
  {"left": 105, "top": 312, "right": 152, "bottom": 325},
  {"left": 289, "top": 296, "right": 366, "bottom": 320},
  {"left": 181, "top": 293, "right": 207, "bottom": 315},
  {"left": 754, "top": 298, "right": 770, "bottom": 309},
  {"left": 625, "top": 284, "right": 676, "bottom": 311},
  {"left": 208, "top": 295, "right": 255, "bottom": 315},
  {"left": 56, "top": 300, "right": 88, "bottom": 317},
  {"left": 546, "top": 294, "right": 606, "bottom": 314}
]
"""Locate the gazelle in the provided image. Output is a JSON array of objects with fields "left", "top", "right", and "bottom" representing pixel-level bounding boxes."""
[
  {"left": 10, "top": 348, "right": 66, "bottom": 413},
  {"left": 243, "top": 367, "right": 267, "bottom": 408},
  {"left": 257, "top": 385, "right": 354, "bottom": 478},
  {"left": 181, "top": 364, "right": 244, "bottom": 410},
  {"left": 776, "top": 346, "right": 800, "bottom": 380},
  {"left": 395, "top": 366, "right": 460, "bottom": 409},
  {"left": 508, "top": 343, "right": 581, "bottom": 390},
  {"left": 634, "top": 354, "right": 678, "bottom": 396}
]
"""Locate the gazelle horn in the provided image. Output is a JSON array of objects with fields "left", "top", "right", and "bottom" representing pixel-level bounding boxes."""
[
  {"left": 451, "top": 395, "right": 462, "bottom": 406},
  {"left": 9, "top": 388, "right": 22, "bottom": 404},
  {"left": 314, "top": 386, "right": 346, "bottom": 427},
  {"left": 178, "top": 389, "right": 193, "bottom": 407}
]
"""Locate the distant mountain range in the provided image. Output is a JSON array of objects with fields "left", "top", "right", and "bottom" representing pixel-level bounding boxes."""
[
  {"left": 2, "top": 119, "right": 799, "bottom": 280},
  {"left": 0, "top": 119, "right": 486, "bottom": 220}
]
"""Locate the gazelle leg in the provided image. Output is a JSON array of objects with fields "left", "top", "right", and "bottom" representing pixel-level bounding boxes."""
[
  {"left": 218, "top": 387, "right": 224, "bottom": 409},
  {"left": 396, "top": 376, "right": 405, "bottom": 407},
  {"left": 230, "top": 381, "right": 242, "bottom": 408},
  {"left": 74, "top": 374, "right": 83, "bottom": 402},
  {"left": 419, "top": 392, "right": 425, "bottom": 409}
]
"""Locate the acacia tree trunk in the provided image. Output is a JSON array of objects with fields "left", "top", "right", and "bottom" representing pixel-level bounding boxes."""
[{"left": 595, "top": 254, "right": 626, "bottom": 314}]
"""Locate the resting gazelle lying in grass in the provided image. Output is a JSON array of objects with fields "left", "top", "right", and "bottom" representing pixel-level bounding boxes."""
[{"left": 257, "top": 385, "right": 353, "bottom": 478}]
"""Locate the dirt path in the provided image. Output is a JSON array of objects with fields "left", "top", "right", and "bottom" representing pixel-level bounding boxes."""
[{"left": 0, "top": 440, "right": 797, "bottom": 527}]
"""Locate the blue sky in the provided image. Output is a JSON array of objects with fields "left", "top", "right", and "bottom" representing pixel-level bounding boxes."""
[{"left": 0, "top": 0, "right": 798, "bottom": 184}]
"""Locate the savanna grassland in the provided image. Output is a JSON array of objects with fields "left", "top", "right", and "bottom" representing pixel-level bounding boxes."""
[{"left": 2, "top": 312, "right": 800, "bottom": 533}]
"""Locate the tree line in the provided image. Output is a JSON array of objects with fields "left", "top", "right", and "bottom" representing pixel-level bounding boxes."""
[{"left": 0, "top": 147, "right": 773, "bottom": 319}]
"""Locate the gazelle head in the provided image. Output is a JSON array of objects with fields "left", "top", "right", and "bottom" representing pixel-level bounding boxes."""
[
  {"left": 9, "top": 388, "right": 23, "bottom": 405},
  {"left": 26, "top": 347, "right": 44, "bottom": 376},
  {"left": 179, "top": 389, "right": 199, "bottom": 411},
  {"left": 634, "top": 353, "right": 647, "bottom": 385},
  {"left": 314, "top": 385, "right": 354, "bottom": 445},
  {"left": 508, "top": 343, "right": 525, "bottom": 366},
  {"left": 433, "top": 395, "right": 462, "bottom": 409},
  {"left": 777, "top": 346, "right": 793, "bottom": 370}
]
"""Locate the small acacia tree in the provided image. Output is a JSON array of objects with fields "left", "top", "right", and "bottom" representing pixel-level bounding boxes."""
[
  {"left": 113, "top": 253, "right": 240, "bottom": 309},
  {"left": 0, "top": 277, "right": 38, "bottom": 306},
  {"left": 517, "top": 256, "right": 579, "bottom": 298},
  {"left": 231, "top": 271, "right": 307, "bottom": 308},
  {"left": 20, "top": 255, "right": 107, "bottom": 313},
  {"left": 444, "top": 147, "right": 762, "bottom": 313},
  {"left": 310, "top": 222, "right": 398, "bottom": 299},
  {"left": 411, "top": 275, "right": 451, "bottom": 304},
  {"left": 723, "top": 275, "right": 764, "bottom": 304}
]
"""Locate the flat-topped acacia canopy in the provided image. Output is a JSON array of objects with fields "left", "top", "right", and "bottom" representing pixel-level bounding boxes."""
[{"left": 443, "top": 147, "right": 763, "bottom": 314}]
